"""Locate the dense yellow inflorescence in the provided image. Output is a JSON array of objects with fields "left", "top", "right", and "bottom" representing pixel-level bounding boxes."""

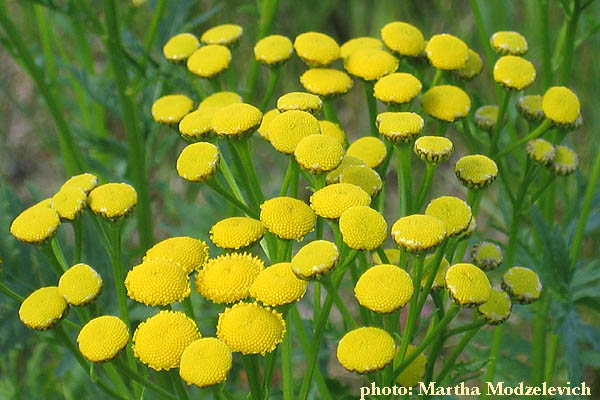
[
  {"left": 493, "top": 55, "right": 536, "bottom": 90},
  {"left": 396, "top": 345, "right": 427, "bottom": 387},
  {"left": 527, "top": 138, "right": 555, "bottom": 165},
  {"left": 380, "top": 21, "right": 425, "bottom": 57},
  {"left": 10, "top": 204, "right": 61, "bottom": 244},
  {"left": 346, "top": 136, "right": 387, "bottom": 168},
  {"left": 51, "top": 186, "right": 87, "bottom": 221},
  {"left": 291, "top": 240, "right": 339, "bottom": 279},
  {"left": 339, "top": 206, "right": 387, "bottom": 250},
  {"left": 454, "top": 154, "right": 498, "bottom": 189},
  {"left": 421, "top": 256, "right": 450, "bottom": 290},
  {"left": 294, "top": 134, "right": 344, "bottom": 173},
  {"left": 422, "top": 85, "right": 471, "bottom": 122},
  {"left": 391, "top": 214, "right": 447, "bottom": 253},
  {"left": 88, "top": 183, "right": 137, "bottom": 219},
  {"left": 179, "top": 338, "right": 232, "bottom": 387},
  {"left": 474, "top": 105, "right": 499, "bottom": 131},
  {"left": 58, "top": 263, "right": 103, "bottom": 306},
  {"left": 163, "top": 33, "right": 200, "bottom": 62},
  {"left": 551, "top": 145, "right": 579, "bottom": 175},
  {"left": 299, "top": 68, "right": 354, "bottom": 97},
  {"left": 210, "top": 217, "right": 265, "bottom": 249},
  {"left": 77, "top": 316, "right": 129, "bottom": 362},
  {"left": 19, "top": 286, "right": 68, "bottom": 330},
  {"left": 144, "top": 236, "right": 210, "bottom": 274},
  {"left": 178, "top": 108, "right": 215, "bottom": 140},
  {"left": 373, "top": 73, "right": 422, "bottom": 105},
  {"left": 339, "top": 165, "right": 383, "bottom": 197},
  {"left": 454, "top": 49, "right": 483, "bottom": 80},
  {"left": 267, "top": 110, "right": 321, "bottom": 154},
  {"left": 425, "top": 196, "right": 472, "bottom": 237},
  {"left": 125, "top": 259, "right": 191, "bottom": 306},
  {"left": 198, "top": 91, "right": 242, "bottom": 110},
  {"left": 445, "top": 263, "right": 491, "bottom": 307},
  {"left": 344, "top": 48, "right": 398, "bottom": 81},
  {"left": 541, "top": 86, "right": 580, "bottom": 125},
  {"left": 425, "top": 34, "right": 468, "bottom": 70},
  {"left": 211, "top": 103, "right": 262, "bottom": 137},
  {"left": 176, "top": 142, "right": 220, "bottom": 182},
  {"left": 502, "top": 266, "right": 542, "bottom": 304},
  {"left": 326, "top": 156, "right": 366, "bottom": 184},
  {"left": 354, "top": 264, "right": 413, "bottom": 313},
  {"left": 260, "top": 197, "right": 316, "bottom": 240},
  {"left": 517, "top": 94, "right": 545, "bottom": 121},
  {"left": 257, "top": 108, "right": 280, "bottom": 141},
  {"left": 470, "top": 241, "right": 503, "bottom": 271},
  {"left": 294, "top": 32, "right": 340, "bottom": 67},
  {"left": 490, "top": 31, "right": 528, "bottom": 55},
  {"left": 340, "top": 37, "right": 383, "bottom": 59},
  {"left": 187, "top": 45, "right": 231, "bottom": 78},
  {"left": 377, "top": 112, "right": 424, "bottom": 143},
  {"left": 336, "top": 327, "right": 396, "bottom": 373},
  {"left": 254, "top": 34, "right": 294, "bottom": 65},
  {"left": 310, "top": 183, "right": 371, "bottom": 219},
  {"left": 478, "top": 288, "right": 512, "bottom": 325},
  {"left": 61, "top": 173, "right": 98, "bottom": 194},
  {"left": 201, "top": 24, "right": 243, "bottom": 45},
  {"left": 319, "top": 120, "right": 346, "bottom": 145},
  {"left": 151, "top": 94, "right": 193, "bottom": 124},
  {"left": 277, "top": 92, "right": 322, "bottom": 114},
  {"left": 250, "top": 262, "right": 308, "bottom": 306},
  {"left": 413, "top": 136, "right": 454, "bottom": 164}
]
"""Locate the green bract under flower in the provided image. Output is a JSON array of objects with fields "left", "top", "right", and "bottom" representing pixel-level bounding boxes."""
[
  {"left": 470, "top": 241, "right": 503, "bottom": 271},
  {"left": 413, "top": 136, "right": 454, "bottom": 164}
]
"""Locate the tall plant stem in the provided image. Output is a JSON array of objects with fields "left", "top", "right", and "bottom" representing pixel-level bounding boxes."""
[
  {"left": 232, "top": 140, "right": 265, "bottom": 204},
  {"left": 323, "top": 99, "right": 340, "bottom": 125},
  {"left": 206, "top": 179, "right": 258, "bottom": 218},
  {"left": 363, "top": 81, "right": 378, "bottom": 136},
  {"left": 468, "top": 0, "right": 500, "bottom": 100},
  {"left": 259, "top": 66, "right": 282, "bottom": 111},
  {"left": 40, "top": 240, "right": 67, "bottom": 276},
  {"left": 531, "top": 291, "right": 551, "bottom": 386},
  {"left": 414, "top": 163, "right": 437, "bottom": 212},
  {"left": 396, "top": 144, "right": 412, "bottom": 216},
  {"left": 481, "top": 325, "right": 503, "bottom": 400},
  {"left": 282, "top": 313, "right": 294, "bottom": 400},
  {"left": 431, "top": 69, "right": 443, "bottom": 87},
  {"left": 435, "top": 323, "right": 483, "bottom": 383},
  {"left": 73, "top": 218, "right": 84, "bottom": 263},
  {"left": 242, "top": 354, "right": 263, "bottom": 400},
  {"left": 489, "top": 90, "right": 511, "bottom": 156},
  {"left": 112, "top": 357, "right": 180, "bottom": 400},
  {"left": 0, "top": 281, "right": 24, "bottom": 303},
  {"left": 142, "top": 0, "right": 167, "bottom": 55},
  {"left": 496, "top": 119, "right": 552, "bottom": 159}
]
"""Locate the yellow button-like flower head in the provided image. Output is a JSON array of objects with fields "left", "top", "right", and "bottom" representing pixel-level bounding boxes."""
[
  {"left": 474, "top": 105, "right": 499, "bottom": 133},
  {"left": 291, "top": 240, "right": 339, "bottom": 279},
  {"left": 453, "top": 49, "right": 483, "bottom": 80},
  {"left": 216, "top": 302, "right": 285, "bottom": 355},
  {"left": 413, "top": 136, "right": 454, "bottom": 164},
  {"left": 396, "top": 345, "right": 427, "bottom": 387},
  {"left": 319, "top": 120, "right": 346, "bottom": 145},
  {"left": 391, "top": 214, "right": 447, "bottom": 253},
  {"left": 178, "top": 108, "right": 215, "bottom": 140},
  {"left": 198, "top": 91, "right": 242, "bottom": 110},
  {"left": 310, "top": 183, "right": 371, "bottom": 219},
  {"left": 445, "top": 263, "right": 491, "bottom": 307},
  {"left": 176, "top": 142, "right": 220, "bottom": 182},
  {"left": 425, "top": 196, "right": 472, "bottom": 237},
  {"left": 502, "top": 266, "right": 542, "bottom": 304},
  {"left": 346, "top": 136, "right": 387, "bottom": 168},
  {"left": 517, "top": 95, "right": 545, "bottom": 121},
  {"left": 179, "top": 338, "right": 232, "bottom": 387},
  {"left": 295, "top": 134, "right": 344, "bottom": 173},
  {"left": 260, "top": 197, "right": 316, "bottom": 240},
  {"left": 211, "top": 103, "right": 262, "bottom": 138},
  {"left": 277, "top": 92, "right": 322, "bottom": 114},
  {"left": 88, "top": 183, "right": 137, "bottom": 220},
  {"left": 542, "top": 86, "right": 580, "bottom": 125},
  {"left": 354, "top": 264, "right": 413, "bottom": 313},
  {"left": 420, "top": 256, "right": 450, "bottom": 290},
  {"left": 19, "top": 286, "right": 67, "bottom": 330},
  {"left": 490, "top": 31, "right": 528, "bottom": 55},
  {"left": 374, "top": 73, "right": 422, "bottom": 105},
  {"left": 380, "top": 22, "right": 425, "bottom": 57},
  {"left": 377, "top": 112, "right": 424, "bottom": 143},
  {"left": 294, "top": 32, "right": 340, "bottom": 67},
  {"left": 163, "top": 33, "right": 200, "bottom": 62},
  {"left": 470, "top": 241, "right": 503, "bottom": 271},
  {"left": 77, "top": 316, "right": 129, "bottom": 362},
  {"left": 195, "top": 252, "right": 264, "bottom": 304},
  {"left": 455, "top": 154, "right": 498, "bottom": 189},
  {"left": 151, "top": 94, "right": 193, "bottom": 124},
  {"left": 422, "top": 85, "right": 471, "bottom": 122},
  {"left": 493, "top": 55, "right": 536, "bottom": 91},
  {"left": 250, "top": 262, "right": 308, "bottom": 306},
  {"left": 339, "top": 166, "right": 382, "bottom": 197},
  {"left": 268, "top": 110, "right": 321, "bottom": 154},
  {"left": 125, "top": 259, "right": 191, "bottom": 306},
  {"left": 344, "top": 48, "right": 398, "bottom": 81},
  {"left": 61, "top": 173, "right": 98, "bottom": 194},
  {"left": 478, "top": 288, "right": 512, "bottom": 325},
  {"left": 300, "top": 68, "right": 354, "bottom": 98},
  {"left": 339, "top": 206, "right": 387, "bottom": 250},
  {"left": 51, "top": 186, "right": 87, "bottom": 221},
  {"left": 201, "top": 24, "right": 243, "bottom": 46},
  {"left": 144, "top": 236, "right": 210, "bottom": 274},
  {"left": 187, "top": 45, "right": 231, "bottom": 78},
  {"left": 336, "top": 327, "right": 395, "bottom": 373},
  {"left": 526, "top": 138, "right": 555, "bottom": 166},
  {"left": 133, "top": 310, "right": 200, "bottom": 370},
  {"left": 254, "top": 35, "right": 293, "bottom": 65},
  {"left": 210, "top": 217, "right": 265, "bottom": 249},
  {"left": 551, "top": 145, "right": 579, "bottom": 176},
  {"left": 257, "top": 108, "right": 280, "bottom": 141},
  {"left": 59, "top": 263, "right": 103, "bottom": 306},
  {"left": 326, "top": 156, "right": 366, "bottom": 184},
  {"left": 340, "top": 37, "right": 383, "bottom": 59},
  {"left": 372, "top": 248, "right": 402, "bottom": 265},
  {"left": 425, "top": 34, "right": 468, "bottom": 70},
  {"left": 10, "top": 205, "right": 61, "bottom": 244}
]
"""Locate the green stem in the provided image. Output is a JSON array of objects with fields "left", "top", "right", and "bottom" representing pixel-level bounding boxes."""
[
  {"left": 206, "top": 179, "right": 258, "bottom": 218},
  {"left": 363, "top": 80, "right": 378, "bottom": 136},
  {"left": 218, "top": 150, "right": 247, "bottom": 204},
  {"left": 414, "top": 163, "right": 437, "bottom": 212},
  {"left": 396, "top": 144, "right": 412, "bottom": 216},
  {"left": 505, "top": 161, "right": 535, "bottom": 268},
  {"left": 544, "top": 333, "right": 559, "bottom": 383},
  {"left": 182, "top": 296, "right": 196, "bottom": 322},
  {"left": 108, "top": 222, "right": 129, "bottom": 327},
  {"left": 395, "top": 255, "right": 424, "bottom": 368},
  {"left": 170, "top": 369, "right": 190, "bottom": 400},
  {"left": 142, "top": 0, "right": 167, "bottom": 54},
  {"left": 210, "top": 77, "right": 222, "bottom": 92},
  {"left": 416, "top": 241, "right": 448, "bottom": 314},
  {"left": 431, "top": 69, "right": 443, "bottom": 87},
  {"left": 323, "top": 99, "right": 340, "bottom": 125},
  {"left": 282, "top": 313, "right": 294, "bottom": 400},
  {"left": 73, "top": 218, "right": 84, "bottom": 264},
  {"left": 539, "top": 0, "right": 553, "bottom": 87},
  {"left": 259, "top": 66, "right": 282, "bottom": 111},
  {"left": 495, "top": 119, "right": 553, "bottom": 160},
  {"left": 112, "top": 358, "right": 179, "bottom": 400},
  {"left": 231, "top": 140, "right": 265, "bottom": 205},
  {"left": 446, "top": 319, "right": 486, "bottom": 337},
  {"left": 40, "top": 241, "right": 67, "bottom": 276},
  {"left": 242, "top": 354, "right": 263, "bottom": 400},
  {"left": 481, "top": 325, "right": 504, "bottom": 400},
  {"left": 531, "top": 291, "right": 551, "bottom": 386},
  {"left": 435, "top": 323, "right": 483, "bottom": 383},
  {"left": 559, "top": 2, "right": 581, "bottom": 84},
  {"left": 468, "top": 0, "right": 499, "bottom": 99},
  {"left": 0, "top": 281, "right": 24, "bottom": 303},
  {"left": 489, "top": 90, "right": 511, "bottom": 156},
  {"left": 103, "top": 363, "right": 134, "bottom": 400}
]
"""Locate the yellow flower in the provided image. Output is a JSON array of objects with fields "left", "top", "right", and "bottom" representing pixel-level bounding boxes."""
[
  {"left": 211, "top": 103, "right": 262, "bottom": 137},
  {"left": 493, "top": 55, "right": 536, "bottom": 90},
  {"left": 268, "top": 110, "right": 320, "bottom": 154},
  {"left": 470, "top": 241, "right": 503, "bottom": 271},
  {"left": 77, "top": 316, "right": 129, "bottom": 362},
  {"left": 502, "top": 266, "right": 542, "bottom": 304},
  {"left": 339, "top": 166, "right": 382, "bottom": 197},
  {"left": 88, "top": 183, "right": 137, "bottom": 220},
  {"left": 396, "top": 345, "right": 427, "bottom": 387},
  {"left": 178, "top": 108, "right": 215, "bottom": 140},
  {"left": 425, "top": 196, "right": 472, "bottom": 237},
  {"left": 257, "top": 108, "right": 280, "bottom": 141},
  {"left": 151, "top": 94, "right": 193, "bottom": 124},
  {"left": 250, "top": 262, "right": 308, "bottom": 306},
  {"left": 490, "top": 31, "right": 528, "bottom": 55},
  {"left": 19, "top": 286, "right": 67, "bottom": 330},
  {"left": 445, "top": 263, "right": 491, "bottom": 307},
  {"left": 526, "top": 138, "right": 555, "bottom": 166},
  {"left": 163, "top": 33, "right": 200, "bottom": 62},
  {"left": 260, "top": 197, "right": 316, "bottom": 240},
  {"left": 453, "top": 49, "right": 483, "bottom": 80},
  {"left": 344, "top": 48, "right": 398, "bottom": 81},
  {"left": 372, "top": 248, "right": 401, "bottom": 265},
  {"left": 125, "top": 259, "right": 191, "bottom": 306},
  {"left": 336, "top": 327, "right": 395, "bottom": 373},
  {"left": 319, "top": 120, "right": 346, "bottom": 146},
  {"left": 340, "top": 37, "right": 383, "bottom": 59},
  {"left": 201, "top": 24, "right": 243, "bottom": 46},
  {"left": 299, "top": 68, "right": 354, "bottom": 97},
  {"left": 551, "top": 145, "right": 579, "bottom": 176},
  {"left": 51, "top": 186, "right": 87, "bottom": 221},
  {"left": 216, "top": 302, "right": 285, "bottom": 355},
  {"left": 346, "top": 136, "right": 387, "bottom": 168},
  {"left": 179, "top": 338, "right": 232, "bottom": 387},
  {"left": 176, "top": 142, "right": 220, "bottom": 183},
  {"left": 474, "top": 105, "right": 499, "bottom": 132},
  {"left": 61, "top": 173, "right": 98, "bottom": 194},
  {"left": 380, "top": 22, "right": 425, "bottom": 57},
  {"left": 425, "top": 34, "right": 468, "bottom": 70},
  {"left": 254, "top": 34, "right": 293, "bottom": 65},
  {"left": 198, "top": 91, "right": 242, "bottom": 110},
  {"left": 354, "top": 264, "right": 413, "bottom": 313},
  {"left": 391, "top": 214, "right": 447, "bottom": 253},
  {"left": 376, "top": 112, "right": 424, "bottom": 143},
  {"left": 373, "top": 73, "right": 422, "bottom": 105},
  {"left": 187, "top": 45, "right": 231, "bottom": 78},
  {"left": 210, "top": 217, "right": 265, "bottom": 249},
  {"left": 326, "top": 155, "right": 366, "bottom": 184},
  {"left": 144, "top": 236, "right": 210, "bottom": 274},
  {"left": 339, "top": 206, "right": 387, "bottom": 250},
  {"left": 478, "top": 288, "right": 512, "bottom": 325},
  {"left": 277, "top": 92, "right": 323, "bottom": 114},
  {"left": 291, "top": 240, "right": 339, "bottom": 279},
  {"left": 542, "top": 86, "right": 580, "bottom": 125},
  {"left": 310, "top": 183, "right": 371, "bottom": 219},
  {"left": 517, "top": 94, "right": 545, "bottom": 121},
  {"left": 422, "top": 85, "right": 471, "bottom": 122},
  {"left": 413, "top": 136, "right": 454, "bottom": 164},
  {"left": 133, "top": 310, "right": 200, "bottom": 371},
  {"left": 420, "top": 256, "right": 450, "bottom": 290},
  {"left": 58, "top": 263, "right": 103, "bottom": 306},
  {"left": 10, "top": 204, "right": 61, "bottom": 244},
  {"left": 455, "top": 154, "right": 498, "bottom": 189},
  {"left": 293, "top": 32, "right": 340, "bottom": 67},
  {"left": 195, "top": 252, "right": 264, "bottom": 304},
  {"left": 294, "top": 134, "right": 344, "bottom": 173}
]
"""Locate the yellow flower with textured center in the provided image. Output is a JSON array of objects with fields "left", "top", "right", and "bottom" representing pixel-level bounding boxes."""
[
  {"left": 336, "top": 327, "right": 395, "bottom": 373},
  {"left": 422, "top": 85, "right": 471, "bottom": 122},
  {"left": 257, "top": 108, "right": 280, "bottom": 141},
  {"left": 380, "top": 22, "right": 425, "bottom": 57},
  {"left": 376, "top": 112, "right": 424, "bottom": 143},
  {"left": 300, "top": 68, "right": 354, "bottom": 97},
  {"left": 319, "top": 120, "right": 346, "bottom": 145},
  {"left": 396, "top": 345, "right": 427, "bottom": 387},
  {"left": 340, "top": 37, "right": 383, "bottom": 59},
  {"left": 178, "top": 108, "right": 215, "bottom": 140},
  {"left": 542, "top": 86, "right": 580, "bottom": 125},
  {"left": 151, "top": 94, "right": 193, "bottom": 124},
  {"left": 455, "top": 154, "right": 498, "bottom": 189},
  {"left": 59, "top": 263, "right": 103, "bottom": 306},
  {"left": 51, "top": 186, "right": 87, "bottom": 221},
  {"left": 339, "top": 206, "right": 387, "bottom": 250},
  {"left": 354, "top": 264, "right": 413, "bottom": 313},
  {"left": 125, "top": 259, "right": 191, "bottom": 306},
  {"left": 77, "top": 316, "right": 129, "bottom": 362},
  {"left": 310, "top": 183, "right": 371, "bottom": 219},
  {"left": 454, "top": 49, "right": 483, "bottom": 80},
  {"left": 474, "top": 105, "right": 499, "bottom": 132},
  {"left": 268, "top": 110, "right": 320, "bottom": 154},
  {"left": 260, "top": 197, "right": 316, "bottom": 240},
  {"left": 10, "top": 204, "right": 61, "bottom": 244},
  {"left": 163, "top": 33, "right": 199, "bottom": 62},
  {"left": 133, "top": 310, "right": 200, "bottom": 371},
  {"left": 490, "top": 31, "right": 528, "bottom": 55},
  {"left": 374, "top": 73, "right": 422, "bottom": 105},
  {"left": 144, "top": 236, "right": 209, "bottom": 274},
  {"left": 198, "top": 91, "right": 242, "bottom": 110},
  {"left": 445, "top": 263, "right": 491, "bottom": 307},
  {"left": 201, "top": 24, "right": 243, "bottom": 45},
  {"left": 277, "top": 92, "right": 322, "bottom": 114},
  {"left": 61, "top": 173, "right": 98, "bottom": 194},
  {"left": 527, "top": 138, "right": 555, "bottom": 165},
  {"left": 425, "top": 34, "right": 468, "bottom": 70},
  {"left": 254, "top": 34, "right": 293, "bottom": 65},
  {"left": 326, "top": 156, "right": 366, "bottom": 184},
  {"left": 551, "top": 145, "right": 579, "bottom": 176},
  {"left": 176, "top": 142, "right": 219, "bottom": 182},
  {"left": 372, "top": 248, "right": 401, "bottom": 265},
  {"left": 88, "top": 183, "right": 137, "bottom": 219},
  {"left": 346, "top": 136, "right": 387, "bottom": 168},
  {"left": 502, "top": 266, "right": 542, "bottom": 304},
  {"left": 295, "top": 134, "right": 344, "bottom": 173},
  {"left": 294, "top": 32, "right": 340, "bottom": 67},
  {"left": 493, "top": 55, "right": 536, "bottom": 90},
  {"left": 470, "top": 241, "right": 503, "bottom": 271},
  {"left": 179, "top": 338, "right": 232, "bottom": 387},
  {"left": 210, "top": 217, "right": 265, "bottom": 249},
  {"left": 420, "top": 256, "right": 450, "bottom": 290},
  {"left": 216, "top": 302, "right": 285, "bottom": 355},
  {"left": 391, "top": 214, "right": 447, "bottom": 253},
  {"left": 291, "top": 240, "right": 339, "bottom": 279},
  {"left": 187, "top": 45, "right": 231, "bottom": 78},
  {"left": 478, "top": 288, "right": 512, "bottom": 325},
  {"left": 196, "top": 252, "right": 264, "bottom": 304},
  {"left": 339, "top": 166, "right": 382, "bottom": 197},
  {"left": 211, "top": 103, "right": 262, "bottom": 137},
  {"left": 517, "top": 94, "right": 545, "bottom": 121},
  {"left": 344, "top": 48, "right": 398, "bottom": 81},
  {"left": 425, "top": 196, "right": 472, "bottom": 237},
  {"left": 19, "top": 286, "right": 67, "bottom": 330},
  {"left": 413, "top": 136, "right": 454, "bottom": 164},
  {"left": 250, "top": 262, "right": 308, "bottom": 306}
]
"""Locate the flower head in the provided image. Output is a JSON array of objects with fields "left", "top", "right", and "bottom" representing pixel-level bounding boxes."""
[
  {"left": 551, "top": 145, "right": 579, "bottom": 176},
  {"left": 425, "top": 34, "right": 468, "bottom": 70},
  {"left": 425, "top": 196, "right": 472, "bottom": 237},
  {"left": 77, "top": 316, "right": 129, "bottom": 362},
  {"left": 125, "top": 259, "right": 191, "bottom": 306},
  {"left": 211, "top": 103, "right": 262, "bottom": 137},
  {"left": 179, "top": 338, "right": 232, "bottom": 387},
  {"left": 260, "top": 197, "right": 316, "bottom": 240},
  {"left": 339, "top": 206, "right": 387, "bottom": 250},
  {"left": 277, "top": 92, "right": 322, "bottom": 114},
  {"left": 474, "top": 105, "right": 499, "bottom": 132},
  {"left": 250, "top": 262, "right": 308, "bottom": 306},
  {"left": 339, "top": 166, "right": 383, "bottom": 197},
  {"left": 10, "top": 204, "right": 61, "bottom": 244},
  {"left": 354, "top": 264, "right": 413, "bottom": 313},
  {"left": 61, "top": 173, "right": 98, "bottom": 194},
  {"left": 542, "top": 86, "right": 580, "bottom": 126},
  {"left": 151, "top": 94, "right": 193, "bottom": 124},
  {"left": 493, "top": 55, "right": 536, "bottom": 90},
  {"left": 291, "top": 240, "right": 339, "bottom": 279},
  {"left": 299, "top": 68, "right": 354, "bottom": 98},
  {"left": 51, "top": 186, "right": 87, "bottom": 221},
  {"left": 268, "top": 110, "right": 320, "bottom": 154},
  {"left": 187, "top": 45, "right": 231, "bottom": 78},
  {"left": 372, "top": 248, "right": 401, "bottom": 265},
  {"left": 59, "top": 263, "right": 103, "bottom": 306},
  {"left": 198, "top": 91, "right": 243, "bottom": 110},
  {"left": 502, "top": 266, "right": 542, "bottom": 304},
  {"left": 470, "top": 241, "right": 503, "bottom": 271},
  {"left": 19, "top": 286, "right": 67, "bottom": 330},
  {"left": 326, "top": 156, "right": 366, "bottom": 184},
  {"left": 380, "top": 22, "right": 425, "bottom": 57},
  {"left": 254, "top": 34, "right": 293, "bottom": 65},
  {"left": 453, "top": 49, "right": 483, "bottom": 80},
  {"left": 413, "top": 136, "right": 454, "bottom": 164},
  {"left": 478, "top": 288, "right": 512, "bottom": 325},
  {"left": 319, "top": 120, "right": 346, "bottom": 145},
  {"left": 88, "top": 183, "right": 137, "bottom": 220},
  {"left": 396, "top": 345, "right": 427, "bottom": 387},
  {"left": 526, "top": 138, "right": 555, "bottom": 166},
  {"left": 257, "top": 108, "right": 280, "bottom": 141},
  {"left": 144, "top": 236, "right": 210, "bottom": 274},
  {"left": 445, "top": 263, "right": 491, "bottom": 307},
  {"left": 391, "top": 214, "right": 447, "bottom": 253},
  {"left": 376, "top": 112, "right": 424, "bottom": 143},
  {"left": 373, "top": 73, "right": 422, "bottom": 105},
  {"left": 344, "top": 48, "right": 398, "bottom": 81},
  {"left": 163, "top": 33, "right": 200, "bottom": 62},
  {"left": 294, "top": 32, "right": 340, "bottom": 67},
  {"left": 340, "top": 37, "right": 383, "bottom": 59},
  {"left": 422, "top": 85, "right": 471, "bottom": 122},
  {"left": 490, "top": 31, "right": 528, "bottom": 55},
  {"left": 310, "top": 183, "right": 371, "bottom": 219},
  {"left": 336, "top": 327, "right": 395, "bottom": 373},
  {"left": 420, "top": 256, "right": 450, "bottom": 290},
  {"left": 210, "top": 217, "right": 265, "bottom": 249},
  {"left": 346, "top": 136, "right": 387, "bottom": 168},
  {"left": 176, "top": 142, "right": 220, "bottom": 182},
  {"left": 294, "top": 134, "right": 344, "bottom": 173},
  {"left": 178, "top": 108, "right": 215, "bottom": 140},
  {"left": 455, "top": 154, "right": 498, "bottom": 189},
  {"left": 517, "top": 95, "right": 545, "bottom": 121},
  {"left": 201, "top": 24, "right": 243, "bottom": 46}
]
